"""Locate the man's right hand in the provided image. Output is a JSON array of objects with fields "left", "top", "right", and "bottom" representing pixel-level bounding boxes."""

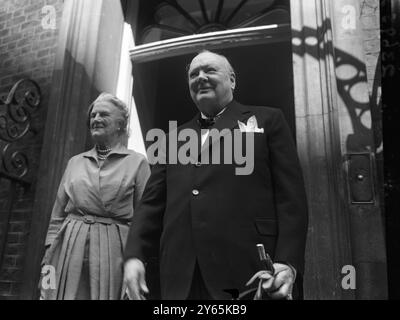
[{"left": 123, "top": 258, "right": 149, "bottom": 300}]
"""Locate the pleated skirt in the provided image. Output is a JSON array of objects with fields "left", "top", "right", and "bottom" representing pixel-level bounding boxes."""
[{"left": 41, "top": 217, "right": 129, "bottom": 300}]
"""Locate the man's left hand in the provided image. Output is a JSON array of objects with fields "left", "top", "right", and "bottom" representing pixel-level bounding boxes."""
[
  {"left": 263, "top": 263, "right": 295, "bottom": 299},
  {"left": 246, "top": 263, "right": 295, "bottom": 300}
]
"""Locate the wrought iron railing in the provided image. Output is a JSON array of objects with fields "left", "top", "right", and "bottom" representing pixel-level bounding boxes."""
[
  {"left": 0, "top": 79, "right": 41, "bottom": 276},
  {"left": 0, "top": 79, "right": 41, "bottom": 184}
]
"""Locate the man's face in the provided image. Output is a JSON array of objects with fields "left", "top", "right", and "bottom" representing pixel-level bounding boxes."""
[{"left": 188, "top": 52, "right": 235, "bottom": 114}]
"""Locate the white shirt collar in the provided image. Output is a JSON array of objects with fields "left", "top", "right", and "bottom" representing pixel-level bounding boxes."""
[{"left": 201, "top": 107, "right": 227, "bottom": 119}]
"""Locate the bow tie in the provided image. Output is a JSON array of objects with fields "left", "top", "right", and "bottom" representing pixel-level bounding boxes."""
[
  {"left": 198, "top": 114, "right": 222, "bottom": 129},
  {"left": 198, "top": 116, "right": 215, "bottom": 129}
]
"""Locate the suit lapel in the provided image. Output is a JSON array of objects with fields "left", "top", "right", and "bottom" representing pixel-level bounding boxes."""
[
  {"left": 178, "top": 101, "right": 254, "bottom": 163},
  {"left": 200, "top": 100, "right": 252, "bottom": 156},
  {"left": 215, "top": 100, "right": 250, "bottom": 130},
  {"left": 176, "top": 115, "right": 202, "bottom": 163}
]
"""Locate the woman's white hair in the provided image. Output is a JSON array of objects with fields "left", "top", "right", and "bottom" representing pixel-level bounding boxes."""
[{"left": 87, "top": 92, "right": 129, "bottom": 136}]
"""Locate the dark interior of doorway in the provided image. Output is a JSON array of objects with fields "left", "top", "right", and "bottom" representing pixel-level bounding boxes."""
[{"left": 132, "top": 40, "right": 295, "bottom": 149}]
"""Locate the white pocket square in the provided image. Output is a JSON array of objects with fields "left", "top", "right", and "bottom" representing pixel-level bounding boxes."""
[{"left": 238, "top": 115, "right": 264, "bottom": 133}]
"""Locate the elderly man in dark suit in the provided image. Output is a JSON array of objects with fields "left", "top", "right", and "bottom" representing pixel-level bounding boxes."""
[{"left": 123, "top": 50, "right": 308, "bottom": 300}]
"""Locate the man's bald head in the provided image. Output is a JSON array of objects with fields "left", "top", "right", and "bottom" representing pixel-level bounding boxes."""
[{"left": 187, "top": 50, "right": 236, "bottom": 79}]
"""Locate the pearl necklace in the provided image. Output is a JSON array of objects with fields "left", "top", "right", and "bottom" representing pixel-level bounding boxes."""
[{"left": 96, "top": 145, "right": 112, "bottom": 160}]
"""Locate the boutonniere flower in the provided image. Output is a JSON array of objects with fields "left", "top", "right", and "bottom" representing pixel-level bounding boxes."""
[{"left": 238, "top": 115, "right": 264, "bottom": 133}]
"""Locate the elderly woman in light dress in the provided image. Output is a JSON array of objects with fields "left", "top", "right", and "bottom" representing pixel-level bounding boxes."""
[{"left": 41, "top": 93, "right": 150, "bottom": 300}]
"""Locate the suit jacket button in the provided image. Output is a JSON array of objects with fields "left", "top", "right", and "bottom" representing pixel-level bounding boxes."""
[{"left": 192, "top": 189, "right": 199, "bottom": 196}]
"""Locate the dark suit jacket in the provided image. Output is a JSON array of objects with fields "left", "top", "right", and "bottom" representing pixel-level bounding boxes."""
[{"left": 124, "top": 100, "right": 308, "bottom": 299}]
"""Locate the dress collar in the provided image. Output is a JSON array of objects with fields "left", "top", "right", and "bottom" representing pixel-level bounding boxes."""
[{"left": 82, "top": 142, "right": 130, "bottom": 159}]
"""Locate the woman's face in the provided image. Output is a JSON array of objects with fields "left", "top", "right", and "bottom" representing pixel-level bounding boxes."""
[{"left": 89, "top": 101, "right": 122, "bottom": 144}]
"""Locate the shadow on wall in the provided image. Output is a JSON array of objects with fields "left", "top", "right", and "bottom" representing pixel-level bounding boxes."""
[
  {"left": 291, "top": 20, "right": 384, "bottom": 299},
  {"left": 292, "top": 22, "right": 381, "bottom": 155}
]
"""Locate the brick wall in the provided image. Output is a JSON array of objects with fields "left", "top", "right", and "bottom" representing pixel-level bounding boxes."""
[{"left": 0, "top": 0, "right": 63, "bottom": 299}]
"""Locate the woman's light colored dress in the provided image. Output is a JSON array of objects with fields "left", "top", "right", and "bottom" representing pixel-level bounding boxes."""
[{"left": 42, "top": 144, "right": 150, "bottom": 300}]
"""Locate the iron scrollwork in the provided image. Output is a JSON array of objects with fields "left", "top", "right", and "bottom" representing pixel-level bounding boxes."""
[{"left": 0, "top": 79, "right": 41, "bottom": 184}]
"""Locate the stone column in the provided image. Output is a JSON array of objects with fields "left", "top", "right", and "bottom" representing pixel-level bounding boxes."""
[
  {"left": 330, "top": 0, "right": 387, "bottom": 299},
  {"left": 291, "top": 0, "right": 354, "bottom": 300},
  {"left": 21, "top": 0, "right": 125, "bottom": 299},
  {"left": 290, "top": 0, "right": 386, "bottom": 299}
]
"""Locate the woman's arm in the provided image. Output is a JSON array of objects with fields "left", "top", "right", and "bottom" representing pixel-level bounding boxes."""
[
  {"left": 44, "top": 160, "right": 71, "bottom": 247},
  {"left": 133, "top": 155, "right": 151, "bottom": 210}
]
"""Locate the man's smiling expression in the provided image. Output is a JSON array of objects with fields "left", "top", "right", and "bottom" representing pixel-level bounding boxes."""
[{"left": 188, "top": 51, "right": 236, "bottom": 116}]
